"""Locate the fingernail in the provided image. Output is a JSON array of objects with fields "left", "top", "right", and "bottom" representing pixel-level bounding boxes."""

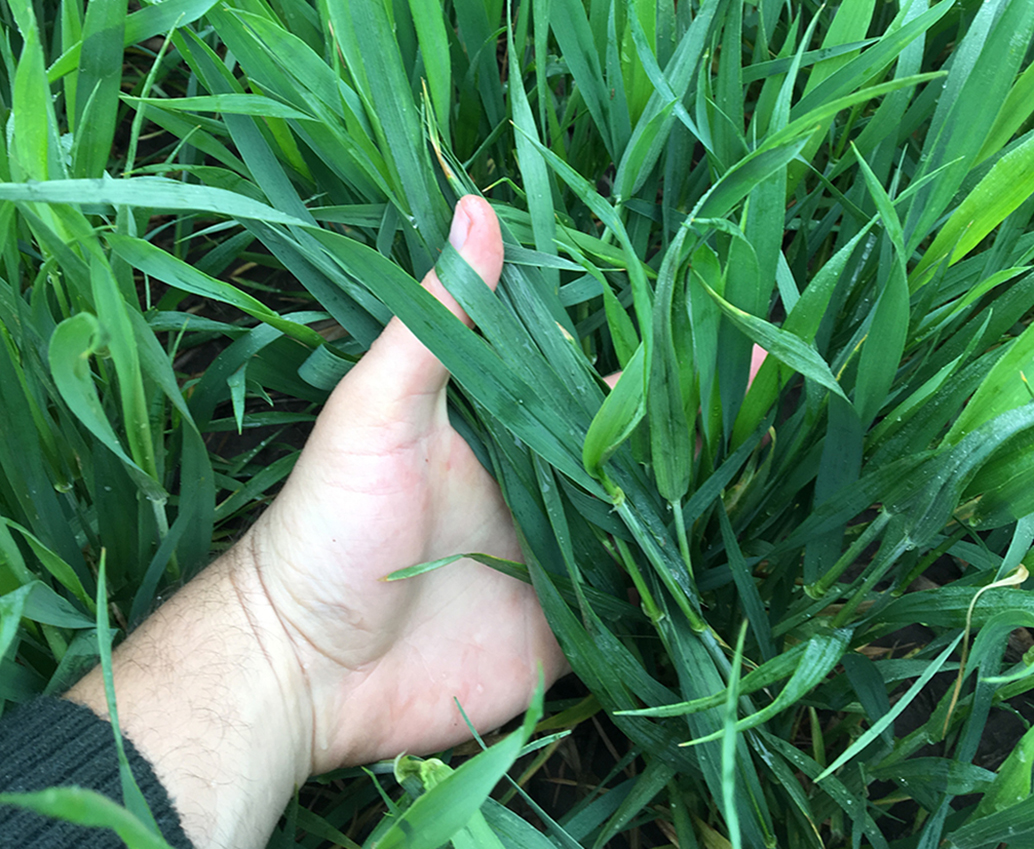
[{"left": 448, "top": 201, "right": 472, "bottom": 250}]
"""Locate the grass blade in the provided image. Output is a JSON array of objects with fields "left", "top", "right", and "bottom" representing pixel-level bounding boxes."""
[{"left": 71, "top": 0, "right": 126, "bottom": 177}]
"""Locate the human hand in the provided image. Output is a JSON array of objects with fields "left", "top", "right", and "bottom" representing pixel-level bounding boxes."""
[
  {"left": 66, "top": 197, "right": 565, "bottom": 849},
  {"left": 242, "top": 195, "right": 566, "bottom": 773}
]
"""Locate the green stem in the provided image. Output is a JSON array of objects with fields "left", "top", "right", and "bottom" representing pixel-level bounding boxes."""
[
  {"left": 893, "top": 524, "right": 967, "bottom": 596},
  {"left": 152, "top": 498, "right": 179, "bottom": 581},
  {"left": 806, "top": 511, "right": 890, "bottom": 599},
  {"left": 614, "top": 499, "right": 707, "bottom": 633},
  {"left": 613, "top": 536, "right": 662, "bottom": 624},
  {"left": 672, "top": 496, "right": 694, "bottom": 580},
  {"left": 832, "top": 535, "right": 912, "bottom": 628}
]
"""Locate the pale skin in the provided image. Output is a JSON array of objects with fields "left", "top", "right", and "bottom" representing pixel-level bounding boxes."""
[{"left": 66, "top": 196, "right": 568, "bottom": 849}]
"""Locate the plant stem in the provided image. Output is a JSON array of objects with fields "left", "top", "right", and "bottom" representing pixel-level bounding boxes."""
[
  {"left": 613, "top": 536, "right": 663, "bottom": 624},
  {"left": 152, "top": 498, "right": 179, "bottom": 581},
  {"left": 893, "top": 524, "right": 967, "bottom": 596},
  {"left": 807, "top": 511, "right": 890, "bottom": 599},
  {"left": 672, "top": 496, "right": 694, "bottom": 580}
]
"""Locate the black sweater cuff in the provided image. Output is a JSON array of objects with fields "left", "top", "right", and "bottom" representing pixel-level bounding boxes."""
[{"left": 0, "top": 697, "right": 193, "bottom": 849}]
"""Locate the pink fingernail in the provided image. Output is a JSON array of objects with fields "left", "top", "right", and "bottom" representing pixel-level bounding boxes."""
[{"left": 448, "top": 202, "right": 472, "bottom": 250}]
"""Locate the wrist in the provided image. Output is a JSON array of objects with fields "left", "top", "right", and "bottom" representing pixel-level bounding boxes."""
[
  {"left": 241, "top": 513, "right": 383, "bottom": 773},
  {"left": 65, "top": 544, "right": 313, "bottom": 849}
]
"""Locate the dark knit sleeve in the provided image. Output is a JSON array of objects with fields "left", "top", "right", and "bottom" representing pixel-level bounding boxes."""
[{"left": 0, "top": 697, "right": 193, "bottom": 849}]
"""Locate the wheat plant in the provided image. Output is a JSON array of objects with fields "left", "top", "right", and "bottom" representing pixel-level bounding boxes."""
[{"left": 4, "top": 0, "right": 1034, "bottom": 846}]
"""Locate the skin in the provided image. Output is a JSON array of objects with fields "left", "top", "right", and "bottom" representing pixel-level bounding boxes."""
[{"left": 66, "top": 196, "right": 567, "bottom": 849}]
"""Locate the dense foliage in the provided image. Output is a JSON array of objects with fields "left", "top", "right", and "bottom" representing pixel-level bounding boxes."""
[{"left": 4, "top": 0, "right": 1034, "bottom": 845}]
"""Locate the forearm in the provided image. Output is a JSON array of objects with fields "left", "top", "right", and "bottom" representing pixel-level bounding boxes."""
[{"left": 65, "top": 546, "right": 313, "bottom": 849}]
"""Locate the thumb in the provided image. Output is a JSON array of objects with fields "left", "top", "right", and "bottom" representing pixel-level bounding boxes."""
[
  {"left": 326, "top": 196, "right": 504, "bottom": 422},
  {"left": 413, "top": 194, "right": 505, "bottom": 333}
]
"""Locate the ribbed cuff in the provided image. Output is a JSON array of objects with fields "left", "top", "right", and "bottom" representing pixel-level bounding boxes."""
[{"left": 0, "top": 697, "right": 192, "bottom": 849}]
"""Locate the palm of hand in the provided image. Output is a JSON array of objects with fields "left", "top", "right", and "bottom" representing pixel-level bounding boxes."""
[{"left": 247, "top": 198, "right": 564, "bottom": 773}]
